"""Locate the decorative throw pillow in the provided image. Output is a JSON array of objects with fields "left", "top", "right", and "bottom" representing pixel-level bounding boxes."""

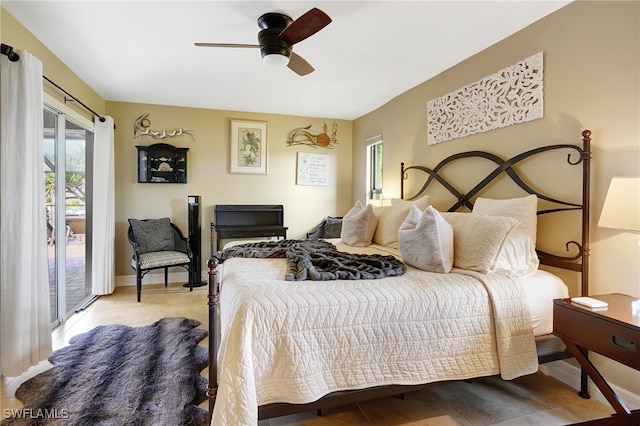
[
  {"left": 441, "top": 212, "right": 520, "bottom": 273},
  {"left": 129, "top": 218, "right": 175, "bottom": 254},
  {"left": 372, "top": 205, "right": 392, "bottom": 217},
  {"left": 492, "top": 230, "right": 540, "bottom": 277},
  {"left": 373, "top": 195, "right": 431, "bottom": 248},
  {"left": 472, "top": 194, "right": 538, "bottom": 246},
  {"left": 372, "top": 205, "right": 395, "bottom": 246},
  {"left": 341, "top": 201, "right": 378, "bottom": 247},
  {"left": 390, "top": 195, "right": 431, "bottom": 210},
  {"left": 323, "top": 216, "right": 343, "bottom": 238},
  {"left": 398, "top": 205, "right": 453, "bottom": 273}
]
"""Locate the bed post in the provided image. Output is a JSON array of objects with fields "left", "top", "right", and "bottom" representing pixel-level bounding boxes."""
[
  {"left": 577, "top": 130, "right": 592, "bottom": 399},
  {"left": 400, "top": 162, "right": 405, "bottom": 199},
  {"left": 580, "top": 130, "right": 592, "bottom": 297},
  {"left": 207, "top": 257, "right": 220, "bottom": 421}
]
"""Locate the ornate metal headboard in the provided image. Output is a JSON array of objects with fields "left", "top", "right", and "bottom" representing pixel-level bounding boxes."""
[{"left": 400, "top": 130, "right": 592, "bottom": 296}]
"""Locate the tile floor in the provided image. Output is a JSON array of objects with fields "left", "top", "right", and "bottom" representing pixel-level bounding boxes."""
[{"left": 2, "top": 283, "right": 616, "bottom": 425}]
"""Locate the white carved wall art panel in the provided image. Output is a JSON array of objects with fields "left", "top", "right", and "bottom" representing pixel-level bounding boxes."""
[{"left": 427, "top": 52, "right": 543, "bottom": 145}]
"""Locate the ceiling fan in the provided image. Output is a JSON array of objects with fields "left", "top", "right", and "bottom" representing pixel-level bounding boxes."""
[{"left": 195, "top": 8, "right": 331, "bottom": 76}]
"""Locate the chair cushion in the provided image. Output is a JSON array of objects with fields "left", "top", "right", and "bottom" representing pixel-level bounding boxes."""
[
  {"left": 129, "top": 218, "right": 175, "bottom": 254},
  {"left": 133, "top": 251, "right": 190, "bottom": 270},
  {"left": 323, "top": 216, "right": 343, "bottom": 238}
]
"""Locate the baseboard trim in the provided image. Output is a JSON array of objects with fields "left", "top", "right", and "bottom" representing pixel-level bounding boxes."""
[
  {"left": 116, "top": 271, "right": 190, "bottom": 287},
  {"left": 540, "top": 360, "right": 640, "bottom": 409}
]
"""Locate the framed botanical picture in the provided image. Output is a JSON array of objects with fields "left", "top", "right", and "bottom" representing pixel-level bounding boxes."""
[{"left": 230, "top": 120, "right": 268, "bottom": 174}]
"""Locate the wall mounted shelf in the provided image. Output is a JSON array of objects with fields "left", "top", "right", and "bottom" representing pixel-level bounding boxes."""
[{"left": 136, "top": 143, "right": 188, "bottom": 183}]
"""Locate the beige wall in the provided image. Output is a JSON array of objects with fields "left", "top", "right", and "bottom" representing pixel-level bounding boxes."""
[
  {"left": 107, "top": 101, "right": 353, "bottom": 278},
  {"left": 1, "top": 9, "right": 105, "bottom": 120},
  {"left": 354, "top": 1, "right": 640, "bottom": 396}
]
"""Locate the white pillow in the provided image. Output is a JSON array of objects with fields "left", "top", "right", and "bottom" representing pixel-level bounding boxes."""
[
  {"left": 373, "top": 195, "right": 431, "bottom": 248},
  {"left": 472, "top": 194, "right": 538, "bottom": 246},
  {"left": 492, "top": 230, "right": 540, "bottom": 277},
  {"left": 341, "top": 201, "right": 378, "bottom": 247},
  {"left": 441, "top": 212, "right": 520, "bottom": 273},
  {"left": 398, "top": 205, "right": 453, "bottom": 273}
]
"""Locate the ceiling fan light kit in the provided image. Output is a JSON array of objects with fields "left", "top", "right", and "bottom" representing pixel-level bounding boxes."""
[
  {"left": 195, "top": 8, "right": 331, "bottom": 76},
  {"left": 263, "top": 53, "right": 290, "bottom": 67}
]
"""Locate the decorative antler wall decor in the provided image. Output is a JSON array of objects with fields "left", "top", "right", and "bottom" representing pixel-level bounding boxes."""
[
  {"left": 134, "top": 114, "right": 195, "bottom": 141},
  {"left": 286, "top": 122, "right": 338, "bottom": 149}
]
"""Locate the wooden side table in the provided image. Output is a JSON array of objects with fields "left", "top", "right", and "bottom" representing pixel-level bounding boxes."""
[{"left": 553, "top": 293, "right": 640, "bottom": 424}]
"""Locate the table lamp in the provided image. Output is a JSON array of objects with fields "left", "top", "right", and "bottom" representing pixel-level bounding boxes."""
[{"left": 598, "top": 176, "right": 640, "bottom": 244}]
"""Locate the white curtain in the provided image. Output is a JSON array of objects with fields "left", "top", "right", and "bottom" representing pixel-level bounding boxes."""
[
  {"left": 92, "top": 116, "right": 115, "bottom": 295},
  {"left": 0, "top": 50, "right": 52, "bottom": 377}
]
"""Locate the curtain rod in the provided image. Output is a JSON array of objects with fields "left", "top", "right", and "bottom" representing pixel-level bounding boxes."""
[
  {"left": 43, "top": 76, "right": 106, "bottom": 122},
  {"left": 1, "top": 43, "right": 106, "bottom": 123},
  {"left": 1, "top": 43, "right": 20, "bottom": 62}
]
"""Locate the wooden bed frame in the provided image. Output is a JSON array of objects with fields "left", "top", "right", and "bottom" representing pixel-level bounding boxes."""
[{"left": 206, "top": 129, "right": 592, "bottom": 421}]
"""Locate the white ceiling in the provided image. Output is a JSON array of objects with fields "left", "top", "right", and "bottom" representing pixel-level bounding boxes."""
[{"left": 4, "top": 1, "right": 571, "bottom": 120}]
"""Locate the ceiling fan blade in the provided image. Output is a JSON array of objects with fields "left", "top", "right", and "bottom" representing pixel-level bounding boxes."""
[
  {"left": 194, "top": 43, "right": 259, "bottom": 48},
  {"left": 288, "top": 52, "right": 314, "bottom": 76},
  {"left": 278, "top": 8, "right": 331, "bottom": 46}
]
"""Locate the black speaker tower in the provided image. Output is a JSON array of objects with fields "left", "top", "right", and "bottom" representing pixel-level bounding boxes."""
[{"left": 184, "top": 195, "right": 207, "bottom": 287}]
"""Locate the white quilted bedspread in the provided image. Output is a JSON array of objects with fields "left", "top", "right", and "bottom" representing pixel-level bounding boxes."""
[{"left": 211, "top": 243, "right": 538, "bottom": 426}]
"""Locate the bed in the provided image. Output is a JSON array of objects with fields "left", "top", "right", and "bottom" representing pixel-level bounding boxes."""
[{"left": 205, "top": 130, "right": 592, "bottom": 425}]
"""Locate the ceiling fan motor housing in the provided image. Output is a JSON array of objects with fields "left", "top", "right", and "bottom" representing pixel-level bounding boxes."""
[{"left": 257, "top": 12, "right": 293, "bottom": 59}]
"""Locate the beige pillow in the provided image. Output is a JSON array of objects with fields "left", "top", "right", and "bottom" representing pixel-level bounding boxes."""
[
  {"left": 441, "top": 212, "right": 520, "bottom": 273},
  {"left": 398, "top": 205, "right": 453, "bottom": 273},
  {"left": 373, "top": 195, "right": 431, "bottom": 248},
  {"left": 341, "top": 201, "right": 378, "bottom": 247},
  {"left": 390, "top": 195, "right": 431, "bottom": 210},
  {"left": 372, "top": 205, "right": 392, "bottom": 222},
  {"left": 472, "top": 194, "right": 537, "bottom": 246}
]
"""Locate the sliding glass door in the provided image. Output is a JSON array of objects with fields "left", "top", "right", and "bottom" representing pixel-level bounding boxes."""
[{"left": 44, "top": 107, "right": 94, "bottom": 325}]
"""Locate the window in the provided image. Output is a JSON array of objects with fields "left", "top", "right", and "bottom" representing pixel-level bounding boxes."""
[{"left": 366, "top": 136, "right": 383, "bottom": 201}]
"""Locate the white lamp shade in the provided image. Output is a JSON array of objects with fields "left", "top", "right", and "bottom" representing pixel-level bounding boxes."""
[
  {"left": 263, "top": 53, "right": 289, "bottom": 67},
  {"left": 598, "top": 177, "right": 640, "bottom": 231}
]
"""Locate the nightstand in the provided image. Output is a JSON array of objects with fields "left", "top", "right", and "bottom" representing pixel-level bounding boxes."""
[{"left": 553, "top": 293, "right": 640, "bottom": 424}]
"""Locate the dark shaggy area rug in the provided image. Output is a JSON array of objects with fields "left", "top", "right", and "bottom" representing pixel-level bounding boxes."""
[{"left": 3, "top": 317, "right": 209, "bottom": 426}]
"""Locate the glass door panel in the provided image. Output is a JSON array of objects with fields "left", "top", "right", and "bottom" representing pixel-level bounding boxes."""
[
  {"left": 44, "top": 108, "right": 93, "bottom": 326},
  {"left": 44, "top": 109, "right": 58, "bottom": 323},
  {"left": 64, "top": 119, "right": 90, "bottom": 313}
]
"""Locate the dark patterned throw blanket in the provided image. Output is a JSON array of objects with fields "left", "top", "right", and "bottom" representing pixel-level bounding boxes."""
[{"left": 215, "top": 239, "right": 406, "bottom": 281}]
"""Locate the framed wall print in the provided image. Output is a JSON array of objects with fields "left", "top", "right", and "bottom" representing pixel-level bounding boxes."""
[{"left": 230, "top": 120, "right": 268, "bottom": 174}]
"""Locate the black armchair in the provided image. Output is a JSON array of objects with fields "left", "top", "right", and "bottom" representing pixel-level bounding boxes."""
[{"left": 127, "top": 218, "right": 192, "bottom": 302}]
